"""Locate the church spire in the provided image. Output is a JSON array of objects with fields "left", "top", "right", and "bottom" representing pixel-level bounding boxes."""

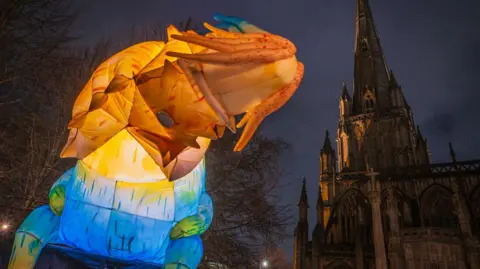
[
  {"left": 298, "top": 178, "right": 309, "bottom": 208},
  {"left": 341, "top": 81, "right": 351, "bottom": 101},
  {"left": 294, "top": 178, "right": 309, "bottom": 269},
  {"left": 320, "top": 130, "right": 336, "bottom": 176},
  {"left": 339, "top": 81, "right": 352, "bottom": 117},
  {"left": 321, "top": 130, "right": 334, "bottom": 154},
  {"left": 352, "top": 0, "right": 391, "bottom": 114}
]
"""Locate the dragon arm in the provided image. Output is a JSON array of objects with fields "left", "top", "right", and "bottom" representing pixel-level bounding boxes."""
[
  {"left": 170, "top": 192, "right": 213, "bottom": 240},
  {"left": 49, "top": 167, "right": 75, "bottom": 216},
  {"left": 166, "top": 19, "right": 298, "bottom": 152}
]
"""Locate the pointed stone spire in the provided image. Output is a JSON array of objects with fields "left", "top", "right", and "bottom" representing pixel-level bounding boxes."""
[
  {"left": 321, "top": 130, "right": 334, "bottom": 154},
  {"left": 449, "top": 142, "right": 457, "bottom": 163},
  {"left": 340, "top": 81, "right": 352, "bottom": 118},
  {"left": 341, "top": 81, "right": 351, "bottom": 101},
  {"left": 294, "top": 178, "right": 309, "bottom": 269},
  {"left": 352, "top": 0, "right": 391, "bottom": 114},
  {"left": 298, "top": 178, "right": 309, "bottom": 207}
]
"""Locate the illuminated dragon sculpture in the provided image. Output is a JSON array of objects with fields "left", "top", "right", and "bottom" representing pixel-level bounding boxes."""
[{"left": 8, "top": 14, "right": 304, "bottom": 269}]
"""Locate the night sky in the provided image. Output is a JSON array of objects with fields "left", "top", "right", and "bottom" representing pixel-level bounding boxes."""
[{"left": 72, "top": 0, "right": 480, "bottom": 259}]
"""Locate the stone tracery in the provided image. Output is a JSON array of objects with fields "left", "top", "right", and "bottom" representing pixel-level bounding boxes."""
[{"left": 420, "top": 185, "right": 459, "bottom": 229}]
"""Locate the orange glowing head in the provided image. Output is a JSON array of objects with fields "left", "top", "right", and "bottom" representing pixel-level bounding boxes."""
[{"left": 60, "top": 16, "right": 303, "bottom": 181}]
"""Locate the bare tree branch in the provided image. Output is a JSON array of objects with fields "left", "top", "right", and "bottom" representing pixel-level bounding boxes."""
[
  {"left": 201, "top": 130, "right": 292, "bottom": 268},
  {"left": 0, "top": 41, "right": 111, "bottom": 236},
  {"left": 0, "top": 0, "right": 77, "bottom": 88}
]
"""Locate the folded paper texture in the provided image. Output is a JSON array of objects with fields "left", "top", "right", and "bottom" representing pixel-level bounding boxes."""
[{"left": 8, "top": 14, "right": 303, "bottom": 269}]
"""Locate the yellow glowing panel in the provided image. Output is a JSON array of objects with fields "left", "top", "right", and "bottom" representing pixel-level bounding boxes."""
[
  {"left": 322, "top": 182, "right": 329, "bottom": 201},
  {"left": 82, "top": 129, "right": 166, "bottom": 182},
  {"left": 323, "top": 207, "right": 331, "bottom": 229},
  {"left": 113, "top": 179, "right": 175, "bottom": 220}
]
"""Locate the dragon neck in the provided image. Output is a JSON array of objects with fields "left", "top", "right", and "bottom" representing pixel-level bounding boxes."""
[{"left": 81, "top": 129, "right": 167, "bottom": 183}]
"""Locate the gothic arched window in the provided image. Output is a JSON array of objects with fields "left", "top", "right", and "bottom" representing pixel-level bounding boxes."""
[
  {"left": 421, "top": 186, "right": 459, "bottom": 229},
  {"left": 364, "top": 95, "right": 375, "bottom": 112}
]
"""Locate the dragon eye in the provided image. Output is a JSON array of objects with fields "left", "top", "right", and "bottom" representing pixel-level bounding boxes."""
[{"left": 157, "top": 111, "right": 174, "bottom": 128}]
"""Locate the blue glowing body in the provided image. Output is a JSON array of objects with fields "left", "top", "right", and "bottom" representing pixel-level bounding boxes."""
[{"left": 9, "top": 158, "right": 212, "bottom": 269}]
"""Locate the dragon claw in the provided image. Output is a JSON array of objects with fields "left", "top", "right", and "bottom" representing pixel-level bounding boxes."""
[
  {"left": 233, "top": 62, "right": 304, "bottom": 151},
  {"left": 234, "top": 109, "right": 264, "bottom": 152}
]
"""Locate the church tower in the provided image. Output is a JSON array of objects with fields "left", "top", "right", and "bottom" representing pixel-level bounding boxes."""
[{"left": 336, "top": 0, "right": 431, "bottom": 172}]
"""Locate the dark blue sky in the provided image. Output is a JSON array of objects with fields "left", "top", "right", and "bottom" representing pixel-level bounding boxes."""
[{"left": 73, "top": 0, "right": 480, "bottom": 259}]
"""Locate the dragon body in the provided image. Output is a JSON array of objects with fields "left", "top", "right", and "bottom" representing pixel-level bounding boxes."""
[{"left": 8, "top": 14, "right": 304, "bottom": 269}]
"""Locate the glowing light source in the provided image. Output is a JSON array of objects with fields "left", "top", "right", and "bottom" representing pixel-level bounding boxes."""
[{"left": 7, "top": 13, "right": 303, "bottom": 269}]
